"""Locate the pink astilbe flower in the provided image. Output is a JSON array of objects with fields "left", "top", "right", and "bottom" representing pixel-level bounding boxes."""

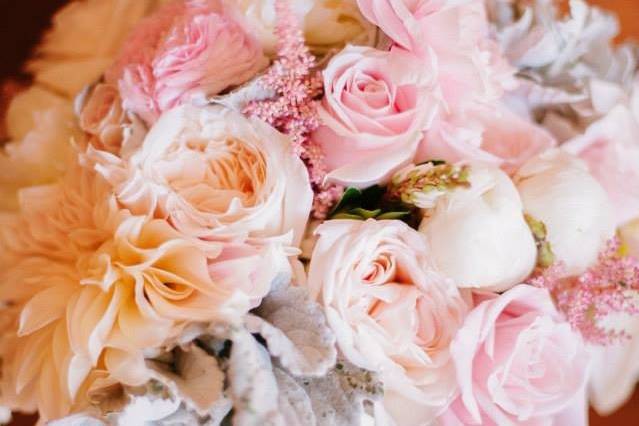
[
  {"left": 243, "top": 0, "right": 341, "bottom": 218},
  {"left": 531, "top": 238, "right": 639, "bottom": 345}
]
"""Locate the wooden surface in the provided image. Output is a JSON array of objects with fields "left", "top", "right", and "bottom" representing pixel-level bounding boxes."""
[{"left": 2, "top": 0, "right": 639, "bottom": 425}]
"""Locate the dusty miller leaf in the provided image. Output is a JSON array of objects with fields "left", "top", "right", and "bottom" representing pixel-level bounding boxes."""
[
  {"left": 276, "top": 360, "right": 383, "bottom": 426},
  {"left": 227, "top": 329, "right": 284, "bottom": 426},
  {"left": 146, "top": 344, "right": 226, "bottom": 416},
  {"left": 247, "top": 284, "right": 337, "bottom": 377}
]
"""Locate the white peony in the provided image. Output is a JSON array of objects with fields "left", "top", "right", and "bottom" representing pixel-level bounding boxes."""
[
  {"left": 515, "top": 149, "right": 615, "bottom": 276},
  {"left": 419, "top": 165, "right": 537, "bottom": 292}
]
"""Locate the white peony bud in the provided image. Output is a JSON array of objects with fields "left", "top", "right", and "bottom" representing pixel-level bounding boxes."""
[
  {"left": 419, "top": 165, "right": 536, "bottom": 292},
  {"left": 515, "top": 149, "right": 615, "bottom": 276}
]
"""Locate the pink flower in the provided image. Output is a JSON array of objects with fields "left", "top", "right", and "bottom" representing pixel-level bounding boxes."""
[
  {"left": 357, "top": 0, "right": 514, "bottom": 109},
  {"left": 107, "top": 0, "right": 267, "bottom": 125},
  {"left": 417, "top": 105, "right": 557, "bottom": 174},
  {"left": 307, "top": 219, "right": 470, "bottom": 425},
  {"left": 356, "top": 0, "right": 443, "bottom": 52},
  {"left": 442, "top": 285, "right": 590, "bottom": 425},
  {"left": 313, "top": 46, "right": 440, "bottom": 188},
  {"left": 563, "top": 105, "right": 639, "bottom": 226}
]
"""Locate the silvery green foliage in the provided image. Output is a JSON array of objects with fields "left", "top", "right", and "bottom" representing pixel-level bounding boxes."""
[
  {"left": 274, "top": 361, "right": 384, "bottom": 426},
  {"left": 488, "top": 0, "right": 638, "bottom": 137},
  {"left": 227, "top": 327, "right": 285, "bottom": 426},
  {"left": 245, "top": 284, "right": 337, "bottom": 377},
  {"left": 146, "top": 344, "right": 227, "bottom": 416},
  {"left": 226, "top": 282, "right": 382, "bottom": 426}
]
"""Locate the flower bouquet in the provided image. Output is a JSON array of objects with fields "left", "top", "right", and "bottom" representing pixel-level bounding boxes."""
[{"left": 2, "top": 0, "right": 639, "bottom": 425}]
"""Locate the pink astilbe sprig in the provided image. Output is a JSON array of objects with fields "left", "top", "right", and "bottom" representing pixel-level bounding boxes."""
[
  {"left": 243, "top": 0, "right": 342, "bottom": 218},
  {"left": 531, "top": 238, "right": 639, "bottom": 345}
]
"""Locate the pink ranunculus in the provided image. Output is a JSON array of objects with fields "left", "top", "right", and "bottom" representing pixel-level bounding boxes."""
[
  {"left": 107, "top": 0, "right": 267, "bottom": 125},
  {"left": 307, "top": 219, "right": 470, "bottom": 425},
  {"left": 417, "top": 105, "right": 557, "bottom": 174},
  {"left": 442, "top": 285, "right": 590, "bottom": 426},
  {"left": 313, "top": 45, "right": 440, "bottom": 188},
  {"left": 563, "top": 105, "right": 639, "bottom": 226}
]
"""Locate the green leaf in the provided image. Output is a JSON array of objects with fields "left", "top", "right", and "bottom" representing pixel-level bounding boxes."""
[
  {"left": 376, "top": 211, "right": 411, "bottom": 220},
  {"left": 330, "top": 187, "right": 362, "bottom": 216},
  {"left": 349, "top": 208, "right": 382, "bottom": 219},
  {"left": 332, "top": 212, "right": 366, "bottom": 220}
]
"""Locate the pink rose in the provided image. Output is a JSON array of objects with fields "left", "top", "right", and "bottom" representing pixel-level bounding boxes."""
[
  {"left": 417, "top": 105, "right": 557, "bottom": 174},
  {"left": 107, "top": 0, "right": 267, "bottom": 125},
  {"left": 313, "top": 46, "right": 440, "bottom": 188},
  {"left": 307, "top": 219, "right": 469, "bottom": 425},
  {"left": 563, "top": 106, "right": 639, "bottom": 226},
  {"left": 356, "top": 0, "right": 444, "bottom": 52},
  {"left": 357, "top": 0, "right": 514, "bottom": 109},
  {"left": 443, "top": 285, "right": 589, "bottom": 425}
]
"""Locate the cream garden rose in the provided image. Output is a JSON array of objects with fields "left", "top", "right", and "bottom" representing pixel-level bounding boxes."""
[
  {"left": 92, "top": 104, "right": 312, "bottom": 245},
  {"left": 307, "top": 219, "right": 469, "bottom": 425},
  {"left": 515, "top": 150, "right": 615, "bottom": 276},
  {"left": 419, "top": 165, "right": 537, "bottom": 291}
]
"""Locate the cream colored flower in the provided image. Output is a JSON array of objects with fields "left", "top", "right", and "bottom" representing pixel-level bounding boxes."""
[
  {"left": 419, "top": 165, "right": 537, "bottom": 292},
  {"left": 307, "top": 219, "right": 469, "bottom": 425},
  {"left": 0, "top": 156, "right": 283, "bottom": 421},
  {"left": 515, "top": 149, "right": 615, "bottom": 276},
  {"left": 0, "top": 96, "right": 79, "bottom": 211},
  {"left": 229, "top": 0, "right": 376, "bottom": 56},
  {"left": 28, "top": 0, "right": 166, "bottom": 97},
  {"left": 91, "top": 104, "right": 312, "bottom": 245},
  {"left": 304, "top": 0, "right": 377, "bottom": 54}
]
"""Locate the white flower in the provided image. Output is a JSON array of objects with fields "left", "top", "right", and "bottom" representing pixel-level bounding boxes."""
[
  {"left": 28, "top": 0, "right": 165, "bottom": 97},
  {"left": 589, "top": 221, "right": 639, "bottom": 415},
  {"left": 419, "top": 165, "right": 536, "bottom": 292},
  {"left": 303, "top": 0, "right": 377, "bottom": 54},
  {"left": 229, "top": 0, "right": 375, "bottom": 56},
  {"left": 515, "top": 149, "right": 615, "bottom": 276},
  {"left": 228, "top": 0, "right": 314, "bottom": 55}
]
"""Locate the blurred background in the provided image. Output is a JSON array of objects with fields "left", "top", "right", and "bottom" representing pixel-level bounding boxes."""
[{"left": 0, "top": 0, "right": 638, "bottom": 424}]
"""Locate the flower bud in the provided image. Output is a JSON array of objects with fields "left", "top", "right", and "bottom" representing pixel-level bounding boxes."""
[{"left": 419, "top": 165, "right": 536, "bottom": 291}]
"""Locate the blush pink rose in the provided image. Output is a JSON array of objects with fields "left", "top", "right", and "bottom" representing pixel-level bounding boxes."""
[
  {"left": 313, "top": 45, "right": 440, "bottom": 188},
  {"left": 563, "top": 105, "right": 639, "bottom": 226},
  {"left": 307, "top": 219, "right": 470, "bottom": 425},
  {"left": 442, "top": 285, "right": 590, "bottom": 426},
  {"left": 417, "top": 105, "right": 557, "bottom": 174},
  {"left": 357, "top": 0, "right": 515, "bottom": 109},
  {"left": 107, "top": 0, "right": 267, "bottom": 125}
]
